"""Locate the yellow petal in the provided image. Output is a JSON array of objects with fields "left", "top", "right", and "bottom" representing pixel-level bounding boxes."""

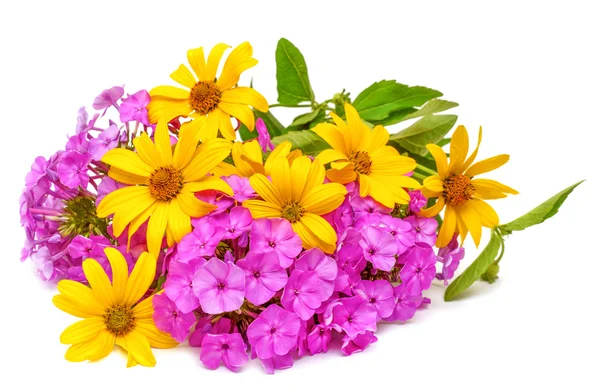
[
  {"left": 183, "top": 176, "right": 233, "bottom": 196},
  {"left": 365, "top": 125, "right": 390, "bottom": 153},
  {"left": 217, "top": 42, "right": 256, "bottom": 90},
  {"left": 150, "top": 85, "right": 190, "bottom": 100},
  {"left": 167, "top": 199, "right": 192, "bottom": 244},
  {"left": 215, "top": 108, "right": 235, "bottom": 140},
  {"left": 128, "top": 203, "right": 157, "bottom": 251},
  {"left": 471, "top": 179, "right": 518, "bottom": 195},
  {"left": 457, "top": 203, "right": 482, "bottom": 247},
  {"left": 469, "top": 199, "right": 500, "bottom": 228},
  {"left": 102, "top": 149, "right": 153, "bottom": 177},
  {"left": 176, "top": 192, "right": 217, "bottom": 218},
  {"left": 301, "top": 183, "right": 347, "bottom": 215},
  {"left": 206, "top": 43, "right": 231, "bottom": 81},
  {"left": 108, "top": 167, "right": 148, "bottom": 185},
  {"left": 146, "top": 202, "right": 169, "bottom": 257},
  {"left": 325, "top": 163, "right": 357, "bottom": 185},
  {"left": 264, "top": 141, "right": 292, "bottom": 175},
  {"left": 57, "top": 280, "right": 105, "bottom": 315},
  {"left": 426, "top": 143, "right": 449, "bottom": 179},
  {"left": 104, "top": 247, "right": 129, "bottom": 302},
  {"left": 187, "top": 46, "right": 207, "bottom": 81},
  {"left": 423, "top": 176, "right": 444, "bottom": 193},
  {"left": 83, "top": 258, "right": 116, "bottom": 308},
  {"left": 53, "top": 295, "right": 96, "bottom": 319},
  {"left": 134, "top": 319, "right": 179, "bottom": 349},
  {"left": 124, "top": 252, "right": 157, "bottom": 306},
  {"left": 211, "top": 162, "right": 240, "bottom": 177},
  {"left": 313, "top": 123, "right": 348, "bottom": 155},
  {"left": 197, "top": 110, "right": 220, "bottom": 141},
  {"left": 132, "top": 293, "right": 155, "bottom": 319},
  {"left": 218, "top": 101, "right": 255, "bottom": 131},
  {"left": 154, "top": 120, "right": 173, "bottom": 166},
  {"left": 436, "top": 205, "right": 457, "bottom": 248},
  {"left": 270, "top": 156, "right": 292, "bottom": 203},
  {"left": 300, "top": 157, "right": 326, "bottom": 200},
  {"left": 249, "top": 173, "right": 282, "bottom": 206},
  {"left": 170, "top": 64, "right": 197, "bottom": 89},
  {"left": 60, "top": 317, "right": 106, "bottom": 345},
  {"left": 147, "top": 98, "right": 191, "bottom": 123},
  {"left": 243, "top": 200, "right": 282, "bottom": 219},
  {"left": 111, "top": 187, "right": 156, "bottom": 237},
  {"left": 370, "top": 149, "right": 416, "bottom": 176},
  {"left": 448, "top": 125, "right": 469, "bottom": 173},
  {"left": 132, "top": 132, "right": 161, "bottom": 170},
  {"left": 343, "top": 103, "right": 362, "bottom": 153},
  {"left": 123, "top": 329, "right": 156, "bottom": 367},
  {"left": 294, "top": 213, "right": 337, "bottom": 254},
  {"left": 362, "top": 175, "right": 396, "bottom": 208},
  {"left": 182, "top": 138, "right": 232, "bottom": 182},
  {"left": 461, "top": 126, "right": 482, "bottom": 172},
  {"left": 289, "top": 155, "right": 311, "bottom": 200},
  {"left": 220, "top": 87, "right": 268, "bottom": 112},
  {"left": 97, "top": 186, "right": 153, "bottom": 218},
  {"left": 65, "top": 330, "right": 115, "bottom": 362},
  {"left": 420, "top": 197, "right": 446, "bottom": 218},
  {"left": 316, "top": 149, "right": 348, "bottom": 165},
  {"left": 173, "top": 121, "right": 203, "bottom": 170},
  {"left": 464, "top": 154, "right": 510, "bottom": 178}
]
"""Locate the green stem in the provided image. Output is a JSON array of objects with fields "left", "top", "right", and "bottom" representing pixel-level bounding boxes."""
[
  {"left": 493, "top": 228, "right": 505, "bottom": 264},
  {"left": 416, "top": 164, "right": 438, "bottom": 177},
  {"left": 269, "top": 103, "right": 313, "bottom": 108},
  {"left": 412, "top": 171, "right": 427, "bottom": 181}
]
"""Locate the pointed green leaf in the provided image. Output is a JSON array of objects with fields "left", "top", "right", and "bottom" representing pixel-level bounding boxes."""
[
  {"left": 275, "top": 38, "right": 314, "bottom": 105},
  {"left": 402, "top": 99, "right": 459, "bottom": 121},
  {"left": 499, "top": 181, "right": 584, "bottom": 235},
  {"left": 271, "top": 131, "right": 328, "bottom": 156},
  {"left": 445, "top": 233, "right": 502, "bottom": 301},
  {"left": 290, "top": 110, "right": 322, "bottom": 127},
  {"left": 389, "top": 114, "right": 457, "bottom": 155}
]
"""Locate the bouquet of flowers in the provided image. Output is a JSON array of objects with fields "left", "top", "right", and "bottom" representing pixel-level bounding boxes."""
[{"left": 20, "top": 39, "right": 581, "bottom": 372}]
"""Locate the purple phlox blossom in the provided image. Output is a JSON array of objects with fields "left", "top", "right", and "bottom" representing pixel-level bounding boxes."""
[
  {"left": 152, "top": 293, "right": 196, "bottom": 342},
  {"left": 404, "top": 215, "right": 438, "bottom": 247},
  {"left": 93, "top": 86, "right": 124, "bottom": 112},
  {"left": 247, "top": 304, "right": 301, "bottom": 360},
  {"left": 88, "top": 124, "right": 120, "bottom": 160},
  {"left": 189, "top": 317, "right": 235, "bottom": 347},
  {"left": 30, "top": 246, "right": 58, "bottom": 280},
  {"left": 96, "top": 177, "right": 123, "bottom": 206},
  {"left": 353, "top": 279, "right": 395, "bottom": 320},
  {"left": 210, "top": 206, "right": 252, "bottom": 242},
  {"left": 178, "top": 220, "right": 225, "bottom": 261},
  {"left": 341, "top": 331, "right": 378, "bottom": 356},
  {"left": 350, "top": 195, "right": 393, "bottom": 225},
  {"left": 381, "top": 215, "right": 416, "bottom": 255},
  {"left": 323, "top": 197, "right": 354, "bottom": 234},
  {"left": 119, "top": 90, "right": 150, "bottom": 126},
  {"left": 385, "top": 284, "right": 423, "bottom": 322},
  {"left": 65, "top": 133, "right": 89, "bottom": 154},
  {"left": 25, "top": 156, "right": 49, "bottom": 190},
  {"left": 359, "top": 225, "right": 398, "bottom": 271},
  {"left": 164, "top": 258, "right": 207, "bottom": 313},
  {"left": 307, "top": 324, "right": 332, "bottom": 355},
  {"left": 223, "top": 175, "right": 256, "bottom": 202},
  {"left": 67, "top": 235, "right": 107, "bottom": 260},
  {"left": 237, "top": 251, "right": 287, "bottom": 305},
  {"left": 399, "top": 243, "right": 437, "bottom": 295},
  {"left": 193, "top": 190, "right": 234, "bottom": 217},
  {"left": 328, "top": 296, "right": 377, "bottom": 339},
  {"left": 57, "top": 151, "right": 92, "bottom": 188},
  {"left": 193, "top": 258, "right": 245, "bottom": 314},
  {"left": 436, "top": 234, "right": 465, "bottom": 285},
  {"left": 256, "top": 352, "right": 294, "bottom": 374},
  {"left": 281, "top": 270, "right": 322, "bottom": 321},
  {"left": 250, "top": 218, "right": 302, "bottom": 268},
  {"left": 408, "top": 190, "right": 427, "bottom": 213},
  {"left": 295, "top": 248, "right": 338, "bottom": 301},
  {"left": 336, "top": 229, "right": 367, "bottom": 275},
  {"left": 256, "top": 118, "right": 274, "bottom": 152},
  {"left": 200, "top": 333, "right": 248, "bottom": 372},
  {"left": 295, "top": 320, "right": 310, "bottom": 357},
  {"left": 75, "top": 106, "right": 99, "bottom": 134}
]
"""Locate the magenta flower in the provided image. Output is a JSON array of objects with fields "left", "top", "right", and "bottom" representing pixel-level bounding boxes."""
[
  {"left": 350, "top": 195, "right": 392, "bottom": 225},
  {"left": 200, "top": 333, "right": 248, "bottom": 372},
  {"left": 399, "top": 243, "right": 437, "bottom": 295},
  {"left": 306, "top": 324, "right": 332, "bottom": 355},
  {"left": 88, "top": 124, "right": 120, "bottom": 160},
  {"left": 93, "top": 86, "right": 124, "bottom": 111},
  {"left": 353, "top": 279, "right": 395, "bottom": 319},
  {"left": 190, "top": 317, "right": 234, "bottom": 347},
  {"left": 359, "top": 226, "right": 397, "bottom": 271},
  {"left": 436, "top": 235, "right": 465, "bottom": 285},
  {"left": 194, "top": 191, "right": 233, "bottom": 216},
  {"left": 329, "top": 296, "right": 377, "bottom": 339},
  {"left": 57, "top": 151, "right": 91, "bottom": 188},
  {"left": 408, "top": 190, "right": 427, "bottom": 213},
  {"left": 341, "top": 331, "right": 378, "bottom": 356},
  {"left": 237, "top": 251, "right": 287, "bottom": 306},
  {"left": 385, "top": 284, "right": 423, "bottom": 322},
  {"left": 247, "top": 304, "right": 301, "bottom": 359},
  {"left": 153, "top": 294, "right": 196, "bottom": 342},
  {"left": 381, "top": 215, "right": 416, "bottom": 255},
  {"left": 164, "top": 258, "right": 207, "bottom": 313},
  {"left": 25, "top": 156, "right": 49, "bottom": 190},
  {"left": 281, "top": 270, "right": 322, "bottom": 320},
  {"left": 295, "top": 248, "right": 338, "bottom": 301},
  {"left": 178, "top": 222, "right": 225, "bottom": 261},
  {"left": 65, "top": 133, "right": 89, "bottom": 154},
  {"left": 404, "top": 215, "right": 438, "bottom": 246},
  {"left": 257, "top": 352, "right": 294, "bottom": 374},
  {"left": 256, "top": 118, "right": 274, "bottom": 152},
  {"left": 210, "top": 206, "right": 252, "bottom": 241},
  {"left": 119, "top": 90, "right": 150, "bottom": 125},
  {"left": 193, "top": 258, "right": 245, "bottom": 314},
  {"left": 250, "top": 218, "right": 302, "bottom": 268},
  {"left": 223, "top": 175, "right": 256, "bottom": 202}
]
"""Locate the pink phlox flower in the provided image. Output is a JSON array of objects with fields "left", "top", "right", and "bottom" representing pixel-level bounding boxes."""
[
  {"left": 164, "top": 258, "right": 207, "bottom": 313},
  {"left": 408, "top": 190, "right": 427, "bottom": 213},
  {"left": 119, "top": 90, "right": 150, "bottom": 126},
  {"left": 294, "top": 248, "right": 338, "bottom": 301},
  {"left": 65, "top": 133, "right": 89, "bottom": 154},
  {"left": 249, "top": 218, "right": 302, "bottom": 268},
  {"left": 436, "top": 234, "right": 465, "bottom": 285},
  {"left": 75, "top": 106, "right": 99, "bottom": 134},
  {"left": 247, "top": 304, "right": 301, "bottom": 359},
  {"left": 57, "top": 151, "right": 91, "bottom": 188},
  {"left": 353, "top": 279, "right": 395, "bottom": 320},
  {"left": 223, "top": 175, "right": 256, "bottom": 202},
  {"left": 237, "top": 251, "right": 287, "bottom": 306},
  {"left": 381, "top": 215, "right": 416, "bottom": 255},
  {"left": 178, "top": 220, "right": 225, "bottom": 261},
  {"left": 323, "top": 197, "right": 354, "bottom": 233},
  {"left": 341, "top": 331, "right": 378, "bottom": 356},
  {"left": 152, "top": 293, "right": 196, "bottom": 342},
  {"left": 96, "top": 177, "right": 123, "bottom": 206},
  {"left": 328, "top": 296, "right": 377, "bottom": 339},
  {"left": 307, "top": 324, "right": 333, "bottom": 355},
  {"left": 399, "top": 243, "right": 437, "bottom": 295},
  {"left": 189, "top": 317, "right": 235, "bottom": 347},
  {"left": 256, "top": 118, "right": 274, "bottom": 152},
  {"left": 350, "top": 195, "right": 392, "bottom": 225},
  {"left": 88, "top": 124, "right": 120, "bottom": 160},
  {"left": 385, "top": 284, "right": 423, "bottom": 322},
  {"left": 359, "top": 225, "right": 397, "bottom": 271},
  {"left": 256, "top": 352, "right": 294, "bottom": 374},
  {"left": 193, "top": 190, "right": 234, "bottom": 216},
  {"left": 193, "top": 258, "right": 245, "bottom": 314},
  {"left": 209, "top": 206, "right": 252, "bottom": 241},
  {"left": 93, "top": 86, "right": 124, "bottom": 113},
  {"left": 281, "top": 270, "right": 322, "bottom": 321},
  {"left": 404, "top": 215, "right": 438, "bottom": 247},
  {"left": 200, "top": 333, "right": 248, "bottom": 372}
]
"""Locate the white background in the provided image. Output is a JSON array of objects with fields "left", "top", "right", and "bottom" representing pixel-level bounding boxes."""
[{"left": 1, "top": 1, "right": 598, "bottom": 391}]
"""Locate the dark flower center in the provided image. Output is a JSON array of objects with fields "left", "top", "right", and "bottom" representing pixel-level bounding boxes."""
[
  {"left": 148, "top": 165, "right": 183, "bottom": 201},
  {"left": 281, "top": 202, "right": 304, "bottom": 223},
  {"left": 104, "top": 304, "right": 135, "bottom": 336},
  {"left": 349, "top": 151, "right": 372, "bottom": 175},
  {"left": 443, "top": 173, "right": 475, "bottom": 207},
  {"left": 189, "top": 80, "right": 221, "bottom": 115}
]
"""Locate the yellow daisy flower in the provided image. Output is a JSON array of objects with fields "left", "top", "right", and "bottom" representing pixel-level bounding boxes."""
[
  {"left": 420, "top": 126, "right": 518, "bottom": 248},
  {"left": 97, "top": 120, "right": 233, "bottom": 256},
  {"left": 314, "top": 103, "right": 420, "bottom": 208},
  {"left": 230, "top": 139, "right": 299, "bottom": 177},
  {"left": 243, "top": 156, "right": 347, "bottom": 254},
  {"left": 148, "top": 42, "right": 268, "bottom": 141},
  {"left": 53, "top": 248, "right": 177, "bottom": 367}
]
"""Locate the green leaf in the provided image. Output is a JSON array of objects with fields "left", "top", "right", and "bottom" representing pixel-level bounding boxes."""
[
  {"left": 380, "top": 108, "right": 418, "bottom": 126},
  {"left": 389, "top": 114, "right": 457, "bottom": 155},
  {"left": 276, "top": 38, "right": 314, "bottom": 105},
  {"left": 238, "top": 110, "right": 286, "bottom": 141},
  {"left": 271, "top": 130, "right": 329, "bottom": 156},
  {"left": 402, "top": 99, "right": 459, "bottom": 121},
  {"left": 445, "top": 233, "right": 502, "bottom": 301},
  {"left": 498, "top": 181, "right": 584, "bottom": 235},
  {"left": 290, "top": 110, "right": 322, "bottom": 127},
  {"left": 353, "top": 80, "right": 442, "bottom": 122}
]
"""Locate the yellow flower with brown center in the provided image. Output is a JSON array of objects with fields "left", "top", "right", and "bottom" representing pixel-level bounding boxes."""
[
  {"left": 420, "top": 125, "right": 518, "bottom": 248},
  {"left": 53, "top": 248, "right": 177, "bottom": 367},
  {"left": 243, "top": 156, "right": 347, "bottom": 254},
  {"left": 148, "top": 42, "right": 268, "bottom": 141},
  {"left": 97, "top": 120, "right": 233, "bottom": 256},
  {"left": 314, "top": 103, "right": 420, "bottom": 208}
]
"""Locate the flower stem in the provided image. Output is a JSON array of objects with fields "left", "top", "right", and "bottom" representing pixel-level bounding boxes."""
[{"left": 416, "top": 164, "right": 438, "bottom": 177}]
